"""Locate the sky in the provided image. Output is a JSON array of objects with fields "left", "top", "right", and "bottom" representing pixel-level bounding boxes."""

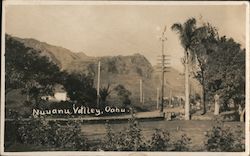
[{"left": 5, "top": 3, "right": 247, "bottom": 72}]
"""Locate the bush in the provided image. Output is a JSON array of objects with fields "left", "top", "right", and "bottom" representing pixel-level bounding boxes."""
[
  {"left": 6, "top": 116, "right": 195, "bottom": 151},
  {"left": 102, "top": 124, "right": 117, "bottom": 150},
  {"left": 148, "top": 128, "right": 171, "bottom": 151},
  {"left": 102, "top": 118, "right": 147, "bottom": 151},
  {"left": 233, "top": 125, "right": 245, "bottom": 152},
  {"left": 172, "top": 134, "right": 192, "bottom": 151},
  {"left": 16, "top": 118, "right": 89, "bottom": 150},
  {"left": 102, "top": 117, "right": 191, "bottom": 151},
  {"left": 204, "top": 121, "right": 245, "bottom": 152}
]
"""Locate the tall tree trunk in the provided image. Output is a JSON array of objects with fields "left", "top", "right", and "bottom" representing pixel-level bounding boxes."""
[
  {"left": 185, "top": 51, "right": 190, "bottom": 120},
  {"left": 201, "top": 81, "right": 206, "bottom": 115},
  {"left": 239, "top": 106, "right": 245, "bottom": 122},
  {"left": 25, "top": 83, "right": 30, "bottom": 102},
  {"left": 26, "top": 93, "right": 30, "bottom": 101}
]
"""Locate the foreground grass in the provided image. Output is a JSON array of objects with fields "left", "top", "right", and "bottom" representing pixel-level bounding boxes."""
[
  {"left": 81, "top": 120, "right": 244, "bottom": 151},
  {"left": 5, "top": 120, "right": 244, "bottom": 152}
]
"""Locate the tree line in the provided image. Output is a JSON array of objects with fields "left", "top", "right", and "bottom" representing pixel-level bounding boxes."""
[
  {"left": 5, "top": 16, "right": 245, "bottom": 120},
  {"left": 172, "top": 18, "right": 245, "bottom": 119},
  {"left": 5, "top": 35, "right": 131, "bottom": 117}
]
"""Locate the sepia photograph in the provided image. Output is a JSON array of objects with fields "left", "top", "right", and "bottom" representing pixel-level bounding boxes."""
[{"left": 1, "top": 1, "right": 249, "bottom": 155}]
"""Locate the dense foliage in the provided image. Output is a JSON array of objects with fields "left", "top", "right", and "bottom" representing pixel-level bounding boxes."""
[
  {"left": 5, "top": 35, "right": 98, "bottom": 116},
  {"left": 102, "top": 117, "right": 191, "bottom": 151},
  {"left": 103, "top": 118, "right": 146, "bottom": 151},
  {"left": 172, "top": 18, "right": 245, "bottom": 116},
  {"left": 5, "top": 35, "right": 61, "bottom": 105},
  {"left": 5, "top": 117, "right": 193, "bottom": 151},
  {"left": 114, "top": 84, "right": 131, "bottom": 107},
  {"left": 5, "top": 118, "right": 89, "bottom": 151},
  {"left": 204, "top": 120, "right": 245, "bottom": 152},
  {"left": 205, "top": 37, "right": 245, "bottom": 111},
  {"left": 5, "top": 116, "right": 245, "bottom": 152},
  {"left": 189, "top": 21, "right": 245, "bottom": 112},
  {"left": 62, "top": 72, "right": 97, "bottom": 106}
]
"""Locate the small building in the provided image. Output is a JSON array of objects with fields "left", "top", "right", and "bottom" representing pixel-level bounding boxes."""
[
  {"left": 54, "top": 92, "right": 67, "bottom": 101},
  {"left": 41, "top": 84, "right": 69, "bottom": 102}
]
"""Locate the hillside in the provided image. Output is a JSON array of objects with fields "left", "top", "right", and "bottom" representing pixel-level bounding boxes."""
[
  {"left": 6, "top": 35, "right": 201, "bottom": 109},
  {"left": 13, "top": 36, "right": 81, "bottom": 70}
]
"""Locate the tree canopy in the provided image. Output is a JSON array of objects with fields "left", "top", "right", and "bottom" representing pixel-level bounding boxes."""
[
  {"left": 62, "top": 72, "right": 97, "bottom": 106},
  {"left": 114, "top": 84, "right": 131, "bottom": 107},
  {"left": 5, "top": 35, "right": 61, "bottom": 105},
  {"left": 205, "top": 37, "right": 245, "bottom": 110},
  {"left": 5, "top": 35, "right": 97, "bottom": 109},
  {"left": 174, "top": 19, "right": 246, "bottom": 112}
]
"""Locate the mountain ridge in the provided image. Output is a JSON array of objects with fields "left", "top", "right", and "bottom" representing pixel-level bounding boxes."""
[{"left": 7, "top": 34, "right": 201, "bottom": 107}]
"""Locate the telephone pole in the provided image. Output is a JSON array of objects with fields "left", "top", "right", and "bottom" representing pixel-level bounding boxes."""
[
  {"left": 97, "top": 61, "right": 101, "bottom": 108},
  {"left": 140, "top": 79, "right": 143, "bottom": 104},
  {"left": 157, "top": 26, "right": 170, "bottom": 113},
  {"left": 156, "top": 87, "right": 159, "bottom": 109}
]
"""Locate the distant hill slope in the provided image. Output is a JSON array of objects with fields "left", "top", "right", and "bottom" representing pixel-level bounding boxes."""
[
  {"left": 7, "top": 35, "right": 201, "bottom": 106},
  {"left": 13, "top": 36, "right": 82, "bottom": 70}
]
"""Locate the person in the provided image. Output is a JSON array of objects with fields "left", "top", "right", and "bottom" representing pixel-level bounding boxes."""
[{"left": 214, "top": 94, "right": 220, "bottom": 115}]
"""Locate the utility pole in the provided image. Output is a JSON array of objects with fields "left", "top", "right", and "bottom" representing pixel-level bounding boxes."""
[
  {"left": 184, "top": 52, "right": 190, "bottom": 120},
  {"left": 169, "top": 88, "right": 172, "bottom": 106},
  {"left": 161, "top": 40, "right": 165, "bottom": 113},
  {"left": 140, "top": 79, "right": 143, "bottom": 104},
  {"left": 157, "top": 26, "right": 170, "bottom": 113},
  {"left": 156, "top": 87, "right": 159, "bottom": 109},
  {"left": 97, "top": 61, "right": 101, "bottom": 108},
  {"left": 142, "top": 92, "right": 144, "bottom": 105}
]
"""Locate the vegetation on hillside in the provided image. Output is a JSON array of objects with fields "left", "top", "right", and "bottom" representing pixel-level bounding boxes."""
[
  {"left": 5, "top": 35, "right": 98, "bottom": 117},
  {"left": 6, "top": 35, "right": 61, "bottom": 105}
]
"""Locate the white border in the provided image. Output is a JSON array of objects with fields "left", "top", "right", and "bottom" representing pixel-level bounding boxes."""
[
  {"left": 246, "top": 2, "right": 250, "bottom": 156},
  {"left": 1, "top": 1, "right": 249, "bottom": 156},
  {"left": 1, "top": 0, "right": 6, "bottom": 155},
  {"left": 1, "top": 0, "right": 250, "bottom": 5}
]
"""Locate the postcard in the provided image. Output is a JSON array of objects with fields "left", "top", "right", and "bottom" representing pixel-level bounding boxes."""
[{"left": 1, "top": 1, "right": 249, "bottom": 156}]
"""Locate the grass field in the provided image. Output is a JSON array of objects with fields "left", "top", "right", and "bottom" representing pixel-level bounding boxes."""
[
  {"left": 5, "top": 118, "right": 245, "bottom": 152},
  {"left": 81, "top": 120, "right": 245, "bottom": 151}
]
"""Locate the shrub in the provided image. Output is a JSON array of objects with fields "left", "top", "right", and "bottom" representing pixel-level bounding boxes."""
[
  {"left": 124, "top": 118, "right": 146, "bottom": 151},
  {"left": 102, "top": 123, "right": 119, "bottom": 150},
  {"left": 17, "top": 118, "right": 89, "bottom": 150},
  {"left": 102, "top": 118, "right": 147, "bottom": 151},
  {"left": 204, "top": 121, "right": 245, "bottom": 152},
  {"left": 148, "top": 128, "right": 170, "bottom": 151},
  {"left": 102, "top": 117, "right": 192, "bottom": 151},
  {"left": 233, "top": 125, "right": 245, "bottom": 152},
  {"left": 172, "top": 134, "right": 192, "bottom": 151}
]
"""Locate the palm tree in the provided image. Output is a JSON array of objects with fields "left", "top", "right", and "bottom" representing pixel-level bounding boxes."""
[
  {"left": 171, "top": 18, "right": 197, "bottom": 120},
  {"left": 100, "top": 83, "right": 112, "bottom": 104}
]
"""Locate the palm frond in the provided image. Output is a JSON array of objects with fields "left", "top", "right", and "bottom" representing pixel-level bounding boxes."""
[
  {"left": 171, "top": 23, "right": 183, "bottom": 33},
  {"left": 185, "top": 18, "right": 196, "bottom": 28}
]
